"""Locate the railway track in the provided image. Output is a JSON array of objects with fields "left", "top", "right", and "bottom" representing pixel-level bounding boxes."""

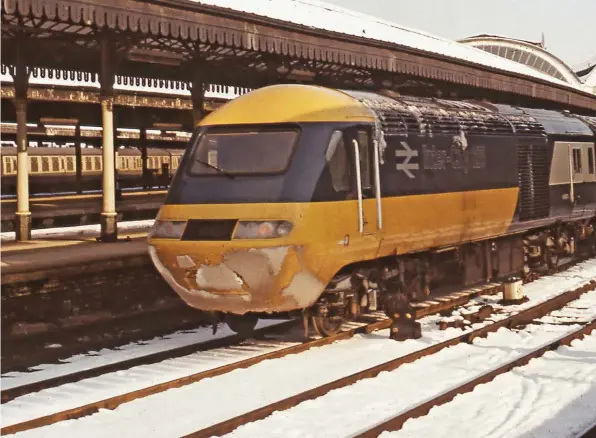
[
  {"left": 184, "top": 278, "right": 596, "bottom": 438},
  {"left": 1, "top": 279, "right": 505, "bottom": 401},
  {"left": 0, "top": 319, "right": 297, "bottom": 403},
  {"left": 2, "top": 257, "right": 594, "bottom": 436},
  {"left": 2, "top": 300, "right": 205, "bottom": 373},
  {"left": 356, "top": 320, "right": 596, "bottom": 437}
]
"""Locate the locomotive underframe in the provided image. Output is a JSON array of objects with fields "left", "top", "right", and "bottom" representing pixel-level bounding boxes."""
[{"left": 301, "top": 216, "right": 596, "bottom": 336}]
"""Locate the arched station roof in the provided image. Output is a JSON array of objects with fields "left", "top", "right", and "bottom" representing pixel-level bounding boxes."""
[
  {"left": 577, "top": 64, "right": 596, "bottom": 94},
  {"left": 459, "top": 35, "right": 582, "bottom": 87}
]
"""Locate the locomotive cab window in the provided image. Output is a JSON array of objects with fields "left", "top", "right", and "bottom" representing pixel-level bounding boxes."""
[
  {"left": 189, "top": 127, "right": 299, "bottom": 176},
  {"left": 325, "top": 130, "right": 351, "bottom": 192},
  {"left": 325, "top": 127, "right": 373, "bottom": 197},
  {"left": 355, "top": 129, "right": 372, "bottom": 191}
]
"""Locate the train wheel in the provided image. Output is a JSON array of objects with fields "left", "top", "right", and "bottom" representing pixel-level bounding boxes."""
[
  {"left": 311, "top": 315, "right": 345, "bottom": 337},
  {"left": 225, "top": 313, "right": 258, "bottom": 337},
  {"left": 545, "top": 247, "right": 559, "bottom": 270}
]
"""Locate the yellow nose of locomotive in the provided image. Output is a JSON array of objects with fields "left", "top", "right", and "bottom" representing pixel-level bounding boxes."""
[{"left": 147, "top": 204, "right": 327, "bottom": 315}]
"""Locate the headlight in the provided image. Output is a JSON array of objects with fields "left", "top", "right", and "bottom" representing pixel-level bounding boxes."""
[
  {"left": 148, "top": 220, "right": 187, "bottom": 239},
  {"left": 233, "top": 221, "right": 293, "bottom": 239}
]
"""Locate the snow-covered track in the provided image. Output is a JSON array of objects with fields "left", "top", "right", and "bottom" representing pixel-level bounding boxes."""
[
  {"left": 183, "top": 279, "right": 596, "bottom": 438},
  {"left": 357, "top": 321, "right": 596, "bottom": 437},
  {"left": 2, "top": 258, "right": 593, "bottom": 437},
  {"left": 0, "top": 320, "right": 296, "bottom": 404},
  {"left": 0, "top": 278, "right": 508, "bottom": 436},
  {"left": 1, "top": 281, "right": 505, "bottom": 405},
  {"left": 0, "top": 317, "right": 389, "bottom": 435}
]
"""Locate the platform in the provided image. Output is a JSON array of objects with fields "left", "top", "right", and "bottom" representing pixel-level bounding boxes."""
[
  {"left": 1, "top": 190, "right": 165, "bottom": 230},
  {"left": 1, "top": 232, "right": 150, "bottom": 283}
]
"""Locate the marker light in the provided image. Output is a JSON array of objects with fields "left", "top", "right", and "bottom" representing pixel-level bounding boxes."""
[
  {"left": 148, "top": 220, "right": 187, "bottom": 239},
  {"left": 233, "top": 221, "right": 294, "bottom": 239}
]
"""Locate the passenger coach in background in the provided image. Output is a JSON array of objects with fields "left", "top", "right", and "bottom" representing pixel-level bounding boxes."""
[
  {"left": 148, "top": 84, "right": 596, "bottom": 338},
  {"left": 0, "top": 147, "right": 185, "bottom": 195}
]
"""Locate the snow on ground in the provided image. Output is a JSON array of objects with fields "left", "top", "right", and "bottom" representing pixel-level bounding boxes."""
[
  {"left": 3, "top": 259, "right": 595, "bottom": 437},
  {"left": 0, "top": 219, "right": 155, "bottom": 242},
  {"left": 1, "top": 320, "right": 285, "bottom": 391},
  {"left": 225, "top": 291, "right": 596, "bottom": 438},
  {"left": 383, "top": 330, "right": 596, "bottom": 438},
  {"left": 1, "top": 323, "right": 296, "bottom": 429}
]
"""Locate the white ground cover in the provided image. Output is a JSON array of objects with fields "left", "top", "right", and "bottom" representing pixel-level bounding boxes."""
[
  {"left": 1, "top": 320, "right": 292, "bottom": 429},
  {"left": 0, "top": 219, "right": 155, "bottom": 242},
  {"left": 3, "top": 259, "right": 595, "bottom": 437},
  {"left": 226, "top": 291, "right": 596, "bottom": 438},
  {"left": 382, "top": 330, "right": 596, "bottom": 438},
  {"left": 1, "top": 320, "right": 285, "bottom": 391}
]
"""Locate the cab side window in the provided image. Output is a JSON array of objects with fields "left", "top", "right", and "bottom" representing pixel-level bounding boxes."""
[
  {"left": 355, "top": 129, "right": 372, "bottom": 190},
  {"left": 325, "top": 130, "right": 351, "bottom": 192}
]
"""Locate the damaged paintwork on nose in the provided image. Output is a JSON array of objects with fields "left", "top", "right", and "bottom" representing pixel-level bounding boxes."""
[{"left": 148, "top": 244, "right": 325, "bottom": 314}]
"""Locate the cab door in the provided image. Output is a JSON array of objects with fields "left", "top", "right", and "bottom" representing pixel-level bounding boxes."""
[
  {"left": 344, "top": 126, "right": 382, "bottom": 258},
  {"left": 585, "top": 144, "right": 596, "bottom": 217},
  {"left": 570, "top": 143, "right": 587, "bottom": 218}
]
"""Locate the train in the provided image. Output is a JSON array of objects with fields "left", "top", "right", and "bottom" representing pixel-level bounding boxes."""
[
  {"left": 0, "top": 146, "right": 185, "bottom": 195},
  {"left": 147, "top": 84, "right": 596, "bottom": 338}
]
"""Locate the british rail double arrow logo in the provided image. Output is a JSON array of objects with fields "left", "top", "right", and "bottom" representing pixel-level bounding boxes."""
[{"left": 395, "top": 141, "right": 419, "bottom": 179}]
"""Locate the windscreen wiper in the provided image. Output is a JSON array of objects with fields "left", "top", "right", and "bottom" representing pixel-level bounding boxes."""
[{"left": 195, "top": 159, "right": 235, "bottom": 179}]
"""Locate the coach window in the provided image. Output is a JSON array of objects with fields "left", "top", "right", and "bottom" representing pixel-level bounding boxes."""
[
  {"left": 30, "top": 157, "right": 39, "bottom": 173},
  {"left": 51, "top": 157, "right": 60, "bottom": 172},
  {"left": 588, "top": 146, "right": 595, "bottom": 175},
  {"left": 42, "top": 157, "right": 50, "bottom": 172},
  {"left": 325, "top": 130, "right": 351, "bottom": 192},
  {"left": 572, "top": 148, "right": 582, "bottom": 174}
]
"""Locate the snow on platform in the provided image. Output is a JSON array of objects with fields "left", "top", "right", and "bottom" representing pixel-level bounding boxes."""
[
  {"left": 3, "top": 259, "right": 595, "bottom": 437},
  {"left": 0, "top": 219, "right": 154, "bottom": 243},
  {"left": 194, "top": 0, "right": 580, "bottom": 90}
]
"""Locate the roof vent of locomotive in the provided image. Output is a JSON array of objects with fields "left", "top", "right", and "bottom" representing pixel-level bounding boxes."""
[
  {"left": 397, "top": 96, "right": 515, "bottom": 136},
  {"left": 576, "top": 115, "right": 596, "bottom": 132},
  {"left": 340, "top": 90, "right": 413, "bottom": 136},
  {"left": 490, "top": 104, "right": 549, "bottom": 137},
  {"left": 504, "top": 115, "right": 548, "bottom": 136}
]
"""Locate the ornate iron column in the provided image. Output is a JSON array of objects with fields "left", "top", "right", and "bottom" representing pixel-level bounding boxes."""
[
  {"left": 12, "top": 47, "right": 31, "bottom": 241},
  {"left": 75, "top": 122, "right": 82, "bottom": 193},
  {"left": 140, "top": 126, "right": 148, "bottom": 189},
  {"left": 98, "top": 35, "right": 118, "bottom": 242}
]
